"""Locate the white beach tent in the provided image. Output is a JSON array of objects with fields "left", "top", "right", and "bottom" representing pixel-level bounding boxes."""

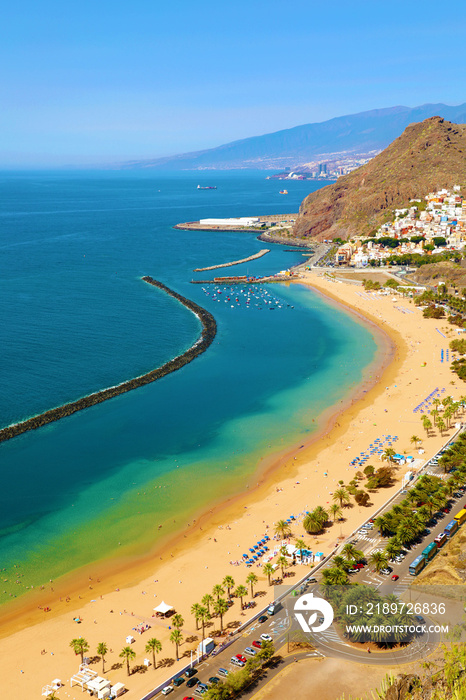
[
  {"left": 153, "top": 600, "right": 174, "bottom": 615},
  {"left": 86, "top": 677, "right": 111, "bottom": 693},
  {"left": 70, "top": 666, "right": 97, "bottom": 689},
  {"left": 111, "top": 682, "right": 126, "bottom": 697}
]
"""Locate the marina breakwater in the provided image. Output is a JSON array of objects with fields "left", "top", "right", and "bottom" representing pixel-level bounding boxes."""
[
  {"left": 0, "top": 277, "right": 217, "bottom": 444},
  {"left": 193, "top": 249, "right": 270, "bottom": 272}
]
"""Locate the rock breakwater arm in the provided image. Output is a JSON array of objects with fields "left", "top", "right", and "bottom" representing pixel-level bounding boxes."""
[
  {"left": 193, "top": 249, "right": 270, "bottom": 272},
  {"left": 0, "top": 277, "right": 217, "bottom": 444}
]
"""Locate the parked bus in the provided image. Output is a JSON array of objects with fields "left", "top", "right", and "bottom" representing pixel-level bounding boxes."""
[
  {"left": 444, "top": 520, "right": 459, "bottom": 538},
  {"left": 454, "top": 509, "right": 466, "bottom": 526},
  {"left": 421, "top": 542, "right": 438, "bottom": 562},
  {"left": 409, "top": 555, "right": 426, "bottom": 576},
  {"left": 434, "top": 532, "right": 447, "bottom": 548}
]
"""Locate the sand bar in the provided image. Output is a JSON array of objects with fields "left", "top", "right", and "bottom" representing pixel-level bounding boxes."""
[{"left": 0, "top": 270, "right": 461, "bottom": 699}]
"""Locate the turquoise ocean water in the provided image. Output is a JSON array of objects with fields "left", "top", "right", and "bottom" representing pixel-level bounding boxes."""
[{"left": 0, "top": 171, "right": 378, "bottom": 602}]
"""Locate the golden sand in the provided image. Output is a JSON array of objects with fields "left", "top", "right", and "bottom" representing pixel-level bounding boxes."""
[{"left": 0, "top": 270, "right": 460, "bottom": 699}]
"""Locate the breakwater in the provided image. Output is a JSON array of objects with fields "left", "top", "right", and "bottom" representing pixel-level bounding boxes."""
[
  {"left": 0, "top": 277, "right": 217, "bottom": 444},
  {"left": 193, "top": 249, "right": 270, "bottom": 272}
]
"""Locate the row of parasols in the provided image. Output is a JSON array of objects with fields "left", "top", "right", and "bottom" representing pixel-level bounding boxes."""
[
  {"left": 350, "top": 435, "right": 399, "bottom": 467},
  {"left": 413, "top": 387, "right": 446, "bottom": 413}
]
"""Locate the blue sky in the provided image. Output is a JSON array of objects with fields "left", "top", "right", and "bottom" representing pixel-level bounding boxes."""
[{"left": 2, "top": 0, "right": 465, "bottom": 166}]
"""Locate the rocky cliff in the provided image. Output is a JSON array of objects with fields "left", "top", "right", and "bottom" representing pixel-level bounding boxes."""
[{"left": 293, "top": 117, "right": 466, "bottom": 241}]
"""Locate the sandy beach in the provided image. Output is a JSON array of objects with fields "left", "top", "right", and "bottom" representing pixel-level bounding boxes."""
[{"left": 1, "top": 269, "right": 462, "bottom": 700}]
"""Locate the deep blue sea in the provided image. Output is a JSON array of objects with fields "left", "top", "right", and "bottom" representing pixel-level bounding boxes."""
[{"left": 0, "top": 170, "right": 378, "bottom": 600}]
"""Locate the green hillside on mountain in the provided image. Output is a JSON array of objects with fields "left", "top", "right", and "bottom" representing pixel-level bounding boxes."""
[{"left": 293, "top": 117, "right": 466, "bottom": 241}]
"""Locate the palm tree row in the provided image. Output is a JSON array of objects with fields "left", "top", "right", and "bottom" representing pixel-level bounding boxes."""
[
  {"left": 193, "top": 571, "right": 260, "bottom": 637},
  {"left": 374, "top": 473, "right": 447, "bottom": 548},
  {"left": 421, "top": 395, "right": 463, "bottom": 436},
  {"left": 70, "top": 636, "right": 164, "bottom": 675}
]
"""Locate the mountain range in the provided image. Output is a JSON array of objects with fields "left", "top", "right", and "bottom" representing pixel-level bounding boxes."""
[
  {"left": 124, "top": 103, "right": 466, "bottom": 170},
  {"left": 293, "top": 116, "right": 466, "bottom": 240}
]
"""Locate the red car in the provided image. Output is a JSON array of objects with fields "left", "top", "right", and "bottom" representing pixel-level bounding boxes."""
[
  {"left": 391, "top": 574, "right": 399, "bottom": 581},
  {"left": 236, "top": 654, "right": 247, "bottom": 663},
  {"left": 252, "top": 640, "right": 262, "bottom": 649},
  {"left": 355, "top": 563, "right": 364, "bottom": 569}
]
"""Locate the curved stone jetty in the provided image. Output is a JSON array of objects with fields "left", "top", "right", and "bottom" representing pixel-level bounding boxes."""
[
  {"left": 193, "top": 249, "right": 270, "bottom": 271},
  {"left": 0, "top": 277, "right": 217, "bottom": 444}
]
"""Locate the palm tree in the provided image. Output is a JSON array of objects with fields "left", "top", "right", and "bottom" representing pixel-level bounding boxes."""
[
  {"left": 263, "top": 562, "right": 274, "bottom": 586},
  {"left": 212, "top": 583, "right": 225, "bottom": 601},
  {"left": 384, "top": 541, "right": 401, "bottom": 560},
  {"left": 171, "top": 613, "right": 184, "bottom": 630},
  {"left": 333, "top": 487, "right": 350, "bottom": 508},
  {"left": 370, "top": 551, "right": 389, "bottom": 573},
  {"left": 422, "top": 416, "right": 432, "bottom": 435},
  {"left": 223, "top": 575, "right": 235, "bottom": 599},
  {"left": 198, "top": 606, "right": 210, "bottom": 641},
  {"left": 202, "top": 593, "right": 214, "bottom": 615},
  {"left": 303, "top": 511, "right": 324, "bottom": 534},
  {"left": 213, "top": 598, "right": 229, "bottom": 632},
  {"left": 329, "top": 503, "right": 342, "bottom": 521},
  {"left": 96, "top": 642, "right": 108, "bottom": 674},
  {"left": 430, "top": 409, "right": 439, "bottom": 426},
  {"left": 374, "top": 515, "right": 392, "bottom": 537},
  {"left": 277, "top": 555, "right": 288, "bottom": 578},
  {"left": 314, "top": 506, "right": 328, "bottom": 523},
  {"left": 382, "top": 448, "right": 396, "bottom": 466},
  {"left": 119, "top": 646, "right": 136, "bottom": 676},
  {"left": 69, "top": 637, "right": 89, "bottom": 663},
  {"left": 170, "top": 629, "right": 183, "bottom": 661},
  {"left": 444, "top": 407, "right": 454, "bottom": 428},
  {"left": 333, "top": 555, "right": 351, "bottom": 571},
  {"left": 410, "top": 435, "right": 421, "bottom": 449},
  {"left": 234, "top": 584, "right": 248, "bottom": 609},
  {"left": 246, "top": 572, "right": 258, "bottom": 598},
  {"left": 191, "top": 603, "right": 202, "bottom": 630},
  {"left": 437, "top": 417, "right": 446, "bottom": 435},
  {"left": 396, "top": 521, "right": 419, "bottom": 546},
  {"left": 294, "top": 539, "right": 307, "bottom": 559},
  {"left": 145, "top": 638, "right": 162, "bottom": 670},
  {"left": 341, "top": 543, "right": 363, "bottom": 562},
  {"left": 322, "top": 567, "right": 349, "bottom": 585},
  {"left": 274, "top": 519, "right": 292, "bottom": 539}
]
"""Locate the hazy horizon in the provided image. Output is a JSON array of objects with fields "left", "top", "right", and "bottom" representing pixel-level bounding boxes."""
[{"left": 2, "top": 0, "right": 466, "bottom": 167}]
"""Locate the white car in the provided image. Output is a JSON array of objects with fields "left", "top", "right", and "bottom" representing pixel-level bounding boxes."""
[
  {"left": 161, "top": 686, "right": 173, "bottom": 696},
  {"left": 260, "top": 633, "right": 272, "bottom": 642}
]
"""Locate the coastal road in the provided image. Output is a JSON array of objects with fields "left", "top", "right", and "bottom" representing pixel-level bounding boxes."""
[{"left": 145, "top": 449, "right": 461, "bottom": 698}]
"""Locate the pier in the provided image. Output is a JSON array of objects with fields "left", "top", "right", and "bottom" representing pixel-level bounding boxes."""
[
  {"left": 0, "top": 278, "right": 217, "bottom": 444},
  {"left": 193, "top": 249, "right": 270, "bottom": 272}
]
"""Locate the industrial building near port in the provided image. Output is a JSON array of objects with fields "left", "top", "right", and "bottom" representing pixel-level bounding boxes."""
[{"left": 199, "top": 217, "right": 261, "bottom": 227}]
